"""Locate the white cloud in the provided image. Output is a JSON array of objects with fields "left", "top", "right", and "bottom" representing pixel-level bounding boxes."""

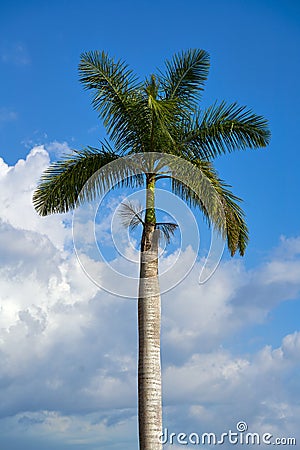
[
  {"left": 45, "top": 141, "right": 72, "bottom": 158},
  {"left": 162, "top": 252, "right": 300, "bottom": 356},
  {"left": 161, "top": 335, "right": 300, "bottom": 444},
  {"left": 0, "top": 146, "right": 300, "bottom": 448},
  {"left": 0, "top": 145, "right": 69, "bottom": 249}
]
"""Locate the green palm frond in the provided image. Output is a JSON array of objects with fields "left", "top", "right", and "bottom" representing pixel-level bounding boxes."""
[
  {"left": 79, "top": 51, "right": 146, "bottom": 152},
  {"left": 116, "top": 74, "right": 179, "bottom": 155},
  {"left": 159, "top": 49, "right": 210, "bottom": 107},
  {"left": 168, "top": 157, "right": 248, "bottom": 256},
  {"left": 145, "top": 76, "right": 181, "bottom": 152},
  {"left": 156, "top": 151, "right": 249, "bottom": 255},
  {"left": 184, "top": 101, "right": 270, "bottom": 160},
  {"left": 153, "top": 153, "right": 226, "bottom": 232},
  {"left": 33, "top": 145, "right": 143, "bottom": 216}
]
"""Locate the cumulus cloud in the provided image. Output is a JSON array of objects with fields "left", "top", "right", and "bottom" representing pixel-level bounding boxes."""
[
  {"left": 0, "top": 146, "right": 299, "bottom": 448},
  {"left": 162, "top": 333, "right": 300, "bottom": 444},
  {"left": 45, "top": 141, "right": 73, "bottom": 158},
  {"left": 162, "top": 238, "right": 300, "bottom": 358},
  {"left": 0, "top": 145, "right": 69, "bottom": 249}
]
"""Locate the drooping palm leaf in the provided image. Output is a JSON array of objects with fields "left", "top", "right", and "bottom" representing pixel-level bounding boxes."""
[
  {"left": 168, "top": 157, "right": 248, "bottom": 255},
  {"left": 151, "top": 153, "right": 226, "bottom": 232},
  {"left": 155, "top": 222, "right": 178, "bottom": 244},
  {"left": 119, "top": 200, "right": 144, "bottom": 230},
  {"left": 149, "top": 152, "right": 248, "bottom": 255},
  {"left": 33, "top": 145, "right": 143, "bottom": 216}
]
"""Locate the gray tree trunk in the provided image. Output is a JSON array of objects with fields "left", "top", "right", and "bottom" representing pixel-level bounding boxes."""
[{"left": 138, "top": 200, "right": 162, "bottom": 448}]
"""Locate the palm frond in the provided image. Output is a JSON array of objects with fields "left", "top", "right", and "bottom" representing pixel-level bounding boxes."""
[
  {"left": 170, "top": 157, "right": 248, "bottom": 256},
  {"left": 155, "top": 222, "right": 178, "bottom": 244},
  {"left": 184, "top": 101, "right": 271, "bottom": 159},
  {"left": 33, "top": 145, "right": 144, "bottom": 216},
  {"left": 159, "top": 49, "right": 210, "bottom": 107},
  {"left": 119, "top": 200, "right": 144, "bottom": 230},
  {"left": 79, "top": 51, "right": 146, "bottom": 151},
  {"left": 141, "top": 75, "right": 181, "bottom": 153},
  {"left": 153, "top": 153, "right": 226, "bottom": 232}
]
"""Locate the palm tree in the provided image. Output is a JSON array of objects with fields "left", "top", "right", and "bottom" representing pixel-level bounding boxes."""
[{"left": 33, "top": 49, "right": 270, "bottom": 449}]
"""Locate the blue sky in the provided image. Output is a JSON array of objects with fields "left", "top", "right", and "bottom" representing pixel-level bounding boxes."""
[{"left": 0, "top": 0, "right": 300, "bottom": 448}]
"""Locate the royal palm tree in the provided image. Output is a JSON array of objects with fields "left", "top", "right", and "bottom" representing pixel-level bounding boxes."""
[{"left": 33, "top": 49, "right": 270, "bottom": 449}]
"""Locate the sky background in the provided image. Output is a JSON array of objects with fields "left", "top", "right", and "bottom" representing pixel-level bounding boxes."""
[{"left": 0, "top": 0, "right": 300, "bottom": 448}]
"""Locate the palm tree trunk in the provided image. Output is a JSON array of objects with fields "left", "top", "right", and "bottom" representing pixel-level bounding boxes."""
[{"left": 138, "top": 175, "right": 162, "bottom": 450}]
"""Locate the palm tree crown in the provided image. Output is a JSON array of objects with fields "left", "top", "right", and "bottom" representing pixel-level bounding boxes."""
[{"left": 33, "top": 48, "right": 270, "bottom": 256}]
